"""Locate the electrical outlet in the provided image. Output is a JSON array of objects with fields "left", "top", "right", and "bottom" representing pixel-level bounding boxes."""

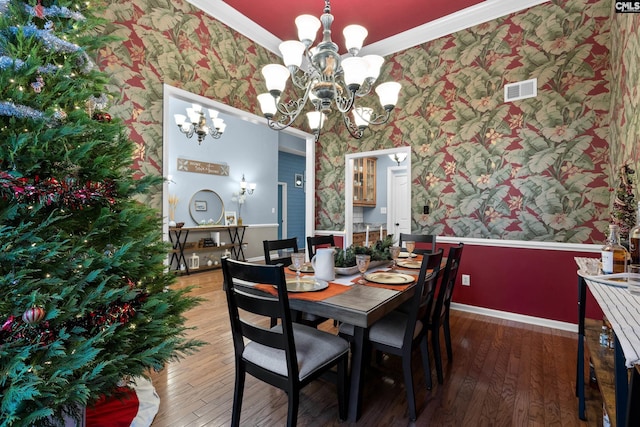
[{"left": 461, "top": 274, "right": 470, "bottom": 286}]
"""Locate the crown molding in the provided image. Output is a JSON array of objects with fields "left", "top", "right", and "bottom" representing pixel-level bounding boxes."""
[{"left": 189, "top": 0, "right": 550, "bottom": 58}]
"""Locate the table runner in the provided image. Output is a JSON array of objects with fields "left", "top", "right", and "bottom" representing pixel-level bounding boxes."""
[
  {"left": 254, "top": 279, "right": 351, "bottom": 301},
  {"left": 575, "top": 256, "right": 640, "bottom": 368}
]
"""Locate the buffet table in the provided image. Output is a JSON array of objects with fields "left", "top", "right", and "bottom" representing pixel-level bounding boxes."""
[{"left": 575, "top": 257, "right": 640, "bottom": 426}]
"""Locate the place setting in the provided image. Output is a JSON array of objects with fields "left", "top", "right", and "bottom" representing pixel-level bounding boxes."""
[{"left": 354, "top": 253, "right": 416, "bottom": 289}]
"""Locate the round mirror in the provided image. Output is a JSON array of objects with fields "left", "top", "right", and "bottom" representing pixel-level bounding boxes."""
[{"left": 189, "top": 189, "right": 225, "bottom": 225}]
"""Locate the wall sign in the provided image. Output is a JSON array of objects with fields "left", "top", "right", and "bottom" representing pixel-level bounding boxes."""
[{"left": 177, "top": 158, "right": 229, "bottom": 176}]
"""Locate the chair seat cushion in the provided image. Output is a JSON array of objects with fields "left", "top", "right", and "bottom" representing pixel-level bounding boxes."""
[
  {"left": 243, "top": 323, "right": 348, "bottom": 380},
  {"left": 339, "top": 311, "right": 423, "bottom": 349}
]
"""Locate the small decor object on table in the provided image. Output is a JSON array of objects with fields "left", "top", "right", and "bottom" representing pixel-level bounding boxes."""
[
  {"left": 355, "top": 254, "right": 371, "bottom": 284},
  {"left": 225, "top": 211, "right": 237, "bottom": 226}
]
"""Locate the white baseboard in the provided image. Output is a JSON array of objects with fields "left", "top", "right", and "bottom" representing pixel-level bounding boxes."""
[{"left": 451, "top": 302, "right": 578, "bottom": 333}]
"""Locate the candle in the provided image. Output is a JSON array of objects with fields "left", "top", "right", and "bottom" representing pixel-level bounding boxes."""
[{"left": 365, "top": 225, "right": 369, "bottom": 247}]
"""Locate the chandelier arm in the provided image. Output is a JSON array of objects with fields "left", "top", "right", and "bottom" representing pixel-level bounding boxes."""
[
  {"left": 354, "top": 79, "right": 374, "bottom": 98},
  {"left": 360, "top": 109, "right": 393, "bottom": 126},
  {"left": 342, "top": 112, "right": 365, "bottom": 139},
  {"left": 290, "top": 69, "right": 314, "bottom": 90},
  {"left": 335, "top": 90, "right": 356, "bottom": 114}
]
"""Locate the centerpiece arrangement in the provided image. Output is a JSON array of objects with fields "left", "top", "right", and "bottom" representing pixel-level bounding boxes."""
[{"left": 334, "top": 234, "right": 395, "bottom": 274}]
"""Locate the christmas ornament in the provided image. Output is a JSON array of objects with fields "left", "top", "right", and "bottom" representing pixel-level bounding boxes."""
[
  {"left": 92, "top": 111, "right": 112, "bottom": 122},
  {"left": 22, "top": 307, "right": 45, "bottom": 324},
  {"left": 31, "top": 75, "right": 45, "bottom": 93}
]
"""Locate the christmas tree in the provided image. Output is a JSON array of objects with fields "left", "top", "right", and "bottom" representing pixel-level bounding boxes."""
[
  {"left": 0, "top": 1, "right": 202, "bottom": 425},
  {"left": 611, "top": 163, "right": 636, "bottom": 243}
]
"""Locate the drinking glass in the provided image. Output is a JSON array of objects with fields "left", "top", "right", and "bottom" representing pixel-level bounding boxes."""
[
  {"left": 355, "top": 254, "right": 371, "bottom": 285},
  {"left": 389, "top": 246, "right": 401, "bottom": 271},
  {"left": 405, "top": 241, "right": 415, "bottom": 258},
  {"left": 291, "top": 253, "right": 305, "bottom": 282}
]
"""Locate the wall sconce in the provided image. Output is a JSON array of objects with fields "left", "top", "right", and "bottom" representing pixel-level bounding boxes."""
[
  {"left": 388, "top": 152, "right": 408, "bottom": 166},
  {"left": 174, "top": 103, "right": 226, "bottom": 144},
  {"left": 239, "top": 174, "right": 256, "bottom": 196},
  {"left": 294, "top": 173, "right": 304, "bottom": 188}
]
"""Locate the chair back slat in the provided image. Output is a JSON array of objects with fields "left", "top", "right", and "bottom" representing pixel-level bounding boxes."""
[
  {"left": 222, "top": 258, "right": 298, "bottom": 374},
  {"left": 307, "top": 235, "right": 335, "bottom": 259},
  {"left": 404, "top": 249, "right": 444, "bottom": 344},
  {"left": 432, "top": 244, "right": 464, "bottom": 323},
  {"left": 263, "top": 238, "right": 299, "bottom": 266},
  {"left": 399, "top": 233, "right": 436, "bottom": 254}
]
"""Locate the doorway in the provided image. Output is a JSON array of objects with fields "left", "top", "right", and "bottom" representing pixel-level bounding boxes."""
[{"left": 344, "top": 146, "right": 412, "bottom": 247}]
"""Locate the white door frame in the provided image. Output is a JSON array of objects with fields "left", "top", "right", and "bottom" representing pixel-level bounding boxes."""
[
  {"left": 161, "top": 84, "right": 316, "bottom": 244},
  {"left": 344, "top": 146, "right": 412, "bottom": 247},
  {"left": 278, "top": 181, "right": 288, "bottom": 238}
]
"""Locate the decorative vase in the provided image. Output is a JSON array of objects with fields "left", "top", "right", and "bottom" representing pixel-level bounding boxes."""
[{"left": 237, "top": 217, "right": 243, "bottom": 226}]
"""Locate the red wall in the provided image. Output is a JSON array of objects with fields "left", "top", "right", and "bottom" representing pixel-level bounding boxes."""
[{"left": 436, "top": 242, "right": 603, "bottom": 324}]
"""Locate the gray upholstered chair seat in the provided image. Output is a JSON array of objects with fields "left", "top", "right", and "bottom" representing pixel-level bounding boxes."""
[
  {"left": 244, "top": 323, "right": 349, "bottom": 380},
  {"left": 339, "top": 311, "right": 424, "bottom": 349}
]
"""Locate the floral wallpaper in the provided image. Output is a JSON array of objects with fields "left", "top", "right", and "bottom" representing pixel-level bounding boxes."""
[
  {"left": 609, "top": 12, "right": 640, "bottom": 196},
  {"left": 99, "top": 0, "right": 636, "bottom": 244}
]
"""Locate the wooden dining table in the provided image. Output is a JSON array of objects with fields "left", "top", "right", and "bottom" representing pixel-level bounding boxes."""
[{"left": 281, "top": 259, "right": 425, "bottom": 422}]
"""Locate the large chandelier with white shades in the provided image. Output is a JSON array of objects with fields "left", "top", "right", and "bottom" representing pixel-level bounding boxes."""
[{"left": 257, "top": 0, "right": 401, "bottom": 141}]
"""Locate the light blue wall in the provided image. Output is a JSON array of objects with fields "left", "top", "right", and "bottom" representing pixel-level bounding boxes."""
[
  {"left": 363, "top": 154, "right": 395, "bottom": 225},
  {"left": 278, "top": 151, "right": 306, "bottom": 249},
  {"left": 167, "top": 98, "right": 280, "bottom": 226}
]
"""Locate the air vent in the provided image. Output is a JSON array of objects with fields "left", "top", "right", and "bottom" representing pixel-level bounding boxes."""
[{"left": 504, "top": 78, "right": 537, "bottom": 102}]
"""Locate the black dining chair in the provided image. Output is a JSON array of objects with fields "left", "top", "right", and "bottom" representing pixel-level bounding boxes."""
[
  {"left": 398, "top": 233, "right": 436, "bottom": 254},
  {"left": 263, "top": 237, "right": 299, "bottom": 266},
  {"left": 426, "top": 243, "right": 464, "bottom": 385},
  {"left": 307, "top": 235, "right": 335, "bottom": 259},
  {"left": 222, "top": 258, "right": 349, "bottom": 427},
  {"left": 263, "top": 237, "right": 329, "bottom": 328},
  {"left": 338, "top": 249, "right": 445, "bottom": 421}
]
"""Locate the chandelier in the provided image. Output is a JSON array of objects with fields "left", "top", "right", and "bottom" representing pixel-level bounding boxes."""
[
  {"left": 173, "top": 104, "right": 226, "bottom": 144},
  {"left": 257, "top": 0, "right": 401, "bottom": 141}
]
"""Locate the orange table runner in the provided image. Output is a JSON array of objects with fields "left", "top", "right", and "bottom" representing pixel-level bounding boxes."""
[{"left": 254, "top": 281, "right": 351, "bottom": 301}]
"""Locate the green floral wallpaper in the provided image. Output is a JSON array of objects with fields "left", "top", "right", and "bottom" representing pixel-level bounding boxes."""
[
  {"left": 100, "top": 0, "right": 638, "bottom": 244},
  {"left": 609, "top": 12, "right": 640, "bottom": 194}
]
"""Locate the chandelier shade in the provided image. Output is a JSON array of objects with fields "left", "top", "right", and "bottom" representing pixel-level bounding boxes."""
[
  {"left": 257, "top": 0, "right": 401, "bottom": 141},
  {"left": 174, "top": 104, "right": 226, "bottom": 144}
]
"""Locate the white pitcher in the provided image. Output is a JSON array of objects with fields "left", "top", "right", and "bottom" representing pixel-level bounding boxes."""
[{"left": 311, "top": 247, "right": 335, "bottom": 282}]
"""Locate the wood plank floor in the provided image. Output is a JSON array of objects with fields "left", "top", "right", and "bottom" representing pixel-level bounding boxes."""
[{"left": 148, "top": 270, "right": 604, "bottom": 426}]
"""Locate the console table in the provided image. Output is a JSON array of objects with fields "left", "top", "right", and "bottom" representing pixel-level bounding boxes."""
[
  {"left": 575, "top": 257, "right": 640, "bottom": 426},
  {"left": 169, "top": 225, "right": 247, "bottom": 274}
]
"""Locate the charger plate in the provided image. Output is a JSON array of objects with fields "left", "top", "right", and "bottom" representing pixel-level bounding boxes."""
[
  {"left": 397, "top": 259, "right": 421, "bottom": 269},
  {"left": 281, "top": 277, "right": 328, "bottom": 292},
  {"left": 364, "top": 272, "right": 414, "bottom": 285},
  {"left": 398, "top": 252, "right": 417, "bottom": 258}
]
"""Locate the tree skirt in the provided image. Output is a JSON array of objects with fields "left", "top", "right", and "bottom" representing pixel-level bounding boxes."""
[{"left": 85, "top": 377, "right": 160, "bottom": 427}]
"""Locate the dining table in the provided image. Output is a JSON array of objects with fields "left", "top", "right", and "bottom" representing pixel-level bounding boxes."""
[{"left": 254, "top": 253, "right": 429, "bottom": 422}]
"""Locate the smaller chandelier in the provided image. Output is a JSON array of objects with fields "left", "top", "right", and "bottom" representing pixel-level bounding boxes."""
[
  {"left": 174, "top": 104, "right": 226, "bottom": 144},
  {"left": 257, "top": 0, "right": 401, "bottom": 141},
  {"left": 388, "top": 152, "right": 408, "bottom": 166}
]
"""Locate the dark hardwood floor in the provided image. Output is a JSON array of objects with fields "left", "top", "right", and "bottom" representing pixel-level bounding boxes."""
[{"left": 148, "top": 270, "right": 603, "bottom": 426}]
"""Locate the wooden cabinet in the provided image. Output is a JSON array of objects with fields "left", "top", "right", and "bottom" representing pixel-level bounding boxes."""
[{"left": 353, "top": 157, "right": 376, "bottom": 206}]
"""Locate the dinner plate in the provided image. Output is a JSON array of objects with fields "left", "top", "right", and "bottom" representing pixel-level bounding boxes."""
[
  {"left": 281, "top": 277, "right": 329, "bottom": 292},
  {"left": 398, "top": 252, "right": 417, "bottom": 258},
  {"left": 288, "top": 263, "right": 314, "bottom": 273},
  {"left": 396, "top": 259, "right": 422, "bottom": 269},
  {"left": 364, "top": 272, "right": 414, "bottom": 285}
]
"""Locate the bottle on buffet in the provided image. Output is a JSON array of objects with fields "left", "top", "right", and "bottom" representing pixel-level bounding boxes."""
[{"left": 601, "top": 224, "right": 627, "bottom": 274}]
